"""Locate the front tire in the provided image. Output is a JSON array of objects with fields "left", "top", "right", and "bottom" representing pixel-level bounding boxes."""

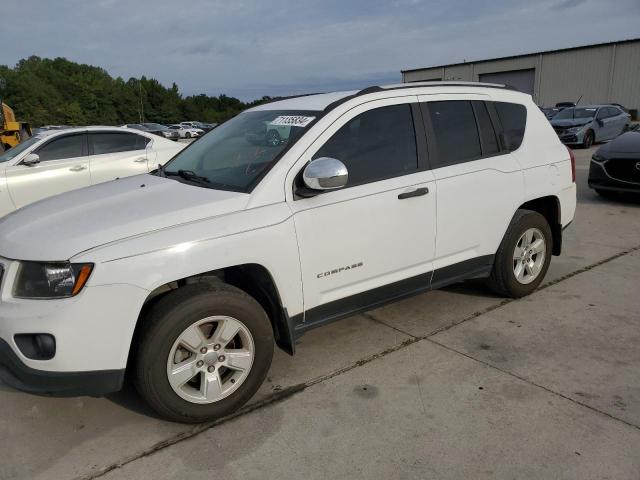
[
  {"left": 486, "top": 210, "right": 552, "bottom": 298},
  {"left": 185, "top": 132, "right": 191, "bottom": 139},
  {"left": 582, "top": 130, "right": 594, "bottom": 148},
  {"left": 134, "top": 283, "right": 274, "bottom": 423}
]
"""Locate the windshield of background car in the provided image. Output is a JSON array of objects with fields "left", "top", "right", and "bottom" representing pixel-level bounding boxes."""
[
  {"left": 143, "top": 123, "right": 167, "bottom": 130},
  {"left": 162, "top": 110, "right": 319, "bottom": 192},
  {"left": 0, "top": 135, "right": 43, "bottom": 163},
  {"left": 555, "top": 107, "right": 597, "bottom": 120}
]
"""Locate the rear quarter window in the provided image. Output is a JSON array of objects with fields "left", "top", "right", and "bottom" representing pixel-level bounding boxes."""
[{"left": 494, "top": 102, "right": 527, "bottom": 152}]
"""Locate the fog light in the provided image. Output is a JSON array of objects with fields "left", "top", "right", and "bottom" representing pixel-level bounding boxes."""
[{"left": 14, "top": 334, "right": 56, "bottom": 360}]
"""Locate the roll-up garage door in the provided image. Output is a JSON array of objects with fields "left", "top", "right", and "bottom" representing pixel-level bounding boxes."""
[{"left": 479, "top": 69, "right": 535, "bottom": 95}]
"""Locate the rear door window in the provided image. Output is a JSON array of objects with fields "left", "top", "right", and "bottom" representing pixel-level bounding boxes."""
[
  {"left": 494, "top": 102, "right": 527, "bottom": 151},
  {"left": 606, "top": 107, "right": 621, "bottom": 118},
  {"left": 90, "top": 132, "right": 150, "bottom": 155},
  {"left": 425, "top": 100, "right": 481, "bottom": 167},
  {"left": 35, "top": 134, "right": 86, "bottom": 161},
  {"left": 313, "top": 104, "right": 418, "bottom": 186}
]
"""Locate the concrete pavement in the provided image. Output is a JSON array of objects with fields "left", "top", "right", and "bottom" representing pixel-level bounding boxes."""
[{"left": 1, "top": 146, "right": 639, "bottom": 480}]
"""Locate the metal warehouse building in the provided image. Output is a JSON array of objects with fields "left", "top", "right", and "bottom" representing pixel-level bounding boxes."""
[{"left": 401, "top": 38, "right": 640, "bottom": 115}]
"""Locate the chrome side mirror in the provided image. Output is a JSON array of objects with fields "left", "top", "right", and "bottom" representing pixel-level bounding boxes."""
[
  {"left": 22, "top": 153, "right": 40, "bottom": 166},
  {"left": 303, "top": 157, "right": 348, "bottom": 191}
]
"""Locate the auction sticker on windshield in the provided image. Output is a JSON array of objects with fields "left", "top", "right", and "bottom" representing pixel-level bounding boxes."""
[{"left": 270, "top": 116, "right": 316, "bottom": 128}]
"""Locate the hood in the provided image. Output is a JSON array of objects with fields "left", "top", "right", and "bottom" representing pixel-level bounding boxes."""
[
  {"left": 599, "top": 131, "right": 640, "bottom": 156},
  {"left": 550, "top": 118, "right": 592, "bottom": 128},
  {"left": 0, "top": 174, "right": 249, "bottom": 261}
]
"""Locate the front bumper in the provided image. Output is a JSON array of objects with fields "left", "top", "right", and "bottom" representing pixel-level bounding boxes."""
[
  {"left": 0, "top": 337, "right": 124, "bottom": 396},
  {"left": 555, "top": 129, "right": 584, "bottom": 145},
  {"left": 0, "top": 263, "right": 149, "bottom": 395},
  {"left": 588, "top": 160, "right": 640, "bottom": 193}
]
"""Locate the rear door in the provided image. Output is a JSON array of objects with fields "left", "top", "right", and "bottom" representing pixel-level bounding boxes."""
[
  {"left": 5, "top": 132, "right": 91, "bottom": 209},
  {"left": 88, "top": 131, "right": 151, "bottom": 184},
  {"left": 418, "top": 96, "right": 525, "bottom": 284}
]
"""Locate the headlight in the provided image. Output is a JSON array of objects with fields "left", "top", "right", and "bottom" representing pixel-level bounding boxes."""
[
  {"left": 566, "top": 126, "right": 583, "bottom": 133},
  {"left": 14, "top": 262, "right": 93, "bottom": 299},
  {"left": 591, "top": 153, "right": 606, "bottom": 163}
]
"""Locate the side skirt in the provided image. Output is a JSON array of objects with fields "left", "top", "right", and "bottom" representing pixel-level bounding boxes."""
[{"left": 290, "top": 254, "right": 494, "bottom": 341}]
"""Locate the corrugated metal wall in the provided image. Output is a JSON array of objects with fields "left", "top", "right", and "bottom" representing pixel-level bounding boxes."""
[
  {"left": 402, "top": 40, "right": 640, "bottom": 112},
  {"left": 610, "top": 43, "right": 640, "bottom": 110},
  {"left": 537, "top": 45, "right": 612, "bottom": 106}
]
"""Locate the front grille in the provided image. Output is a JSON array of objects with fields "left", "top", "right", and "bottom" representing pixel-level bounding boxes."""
[{"left": 604, "top": 158, "right": 640, "bottom": 184}]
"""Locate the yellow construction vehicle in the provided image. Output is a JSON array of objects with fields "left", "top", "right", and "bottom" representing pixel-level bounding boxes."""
[{"left": 0, "top": 101, "right": 31, "bottom": 153}]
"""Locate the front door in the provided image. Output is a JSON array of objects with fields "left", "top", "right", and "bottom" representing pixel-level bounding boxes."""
[
  {"left": 287, "top": 98, "right": 437, "bottom": 327},
  {"left": 5, "top": 132, "right": 91, "bottom": 209}
]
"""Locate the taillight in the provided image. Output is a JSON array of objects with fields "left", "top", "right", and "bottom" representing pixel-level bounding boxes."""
[{"left": 566, "top": 146, "right": 576, "bottom": 183}]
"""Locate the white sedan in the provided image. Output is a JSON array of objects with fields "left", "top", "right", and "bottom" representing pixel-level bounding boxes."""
[
  {"left": 168, "top": 124, "right": 205, "bottom": 139},
  {"left": 0, "top": 126, "right": 184, "bottom": 217}
]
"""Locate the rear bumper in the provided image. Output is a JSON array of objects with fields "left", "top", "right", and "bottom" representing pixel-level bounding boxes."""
[{"left": 0, "top": 337, "right": 124, "bottom": 396}]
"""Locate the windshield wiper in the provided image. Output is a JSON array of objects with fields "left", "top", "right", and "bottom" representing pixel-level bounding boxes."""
[{"left": 165, "top": 169, "right": 211, "bottom": 185}]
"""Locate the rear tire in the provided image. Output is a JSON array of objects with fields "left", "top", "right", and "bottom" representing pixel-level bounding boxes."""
[
  {"left": 486, "top": 210, "right": 552, "bottom": 298},
  {"left": 134, "top": 283, "right": 274, "bottom": 423}
]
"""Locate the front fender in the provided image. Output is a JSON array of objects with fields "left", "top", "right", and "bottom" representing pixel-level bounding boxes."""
[{"left": 73, "top": 203, "right": 304, "bottom": 319}]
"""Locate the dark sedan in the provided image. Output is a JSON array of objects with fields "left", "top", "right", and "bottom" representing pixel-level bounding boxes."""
[{"left": 588, "top": 131, "right": 640, "bottom": 196}]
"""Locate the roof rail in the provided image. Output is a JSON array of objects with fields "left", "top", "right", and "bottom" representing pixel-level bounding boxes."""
[{"left": 323, "top": 81, "right": 519, "bottom": 113}]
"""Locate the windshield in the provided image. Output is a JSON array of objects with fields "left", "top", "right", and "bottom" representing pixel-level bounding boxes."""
[
  {"left": 0, "top": 135, "right": 43, "bottom": 163},
  {"left": 554, "top": 107, "right": 597, "bottom": 120},
  {"left": 162, "top": 110, "right": 319, "bottom": 192}
]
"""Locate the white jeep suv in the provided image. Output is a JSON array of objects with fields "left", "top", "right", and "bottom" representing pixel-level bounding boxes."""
[{"left": 0, "top": 82, "right": 576, "bottom": 423}]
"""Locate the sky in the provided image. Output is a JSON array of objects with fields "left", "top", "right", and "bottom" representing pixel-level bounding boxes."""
[{"left": 2, "top": 0, "right": 639, "bottom": 101}]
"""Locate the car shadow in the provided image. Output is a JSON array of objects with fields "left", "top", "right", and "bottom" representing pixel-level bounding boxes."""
[
  {"left": 105, "top": 377, "right": 166, "bottom": 421},
  {"left": 441, "top": 279, "right": 504, "bottom": 299}
]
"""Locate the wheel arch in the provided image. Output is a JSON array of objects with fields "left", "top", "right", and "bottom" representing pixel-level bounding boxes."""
[
  {"left": 518, "top": 195, "right": 562, "bottom": 255},
  {"left": 129, "top": 263, "right": 296, "bottom": 372}
]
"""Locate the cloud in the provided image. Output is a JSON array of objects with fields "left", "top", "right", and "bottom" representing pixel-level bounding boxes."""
[{"left": 0, "top": 0, "right": 638, "bottom": 100}]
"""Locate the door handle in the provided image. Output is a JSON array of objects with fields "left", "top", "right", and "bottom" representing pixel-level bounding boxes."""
[
  {"left": 398, "top": 187, "right": 429, "bottom": 199},
  {"left": 134, "top": 157, "right": 147, "bottom": 163},
  {"left": 69, "top": 165, "right": 87, "bottom": 172}
]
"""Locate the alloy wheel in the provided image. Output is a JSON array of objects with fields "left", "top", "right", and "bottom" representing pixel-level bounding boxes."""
[
  {"left": 513, "top": 227, "right": 546, "bottom": 285},
  {"left": 166, "top": 316, "right": 255, "bottom": 404}
]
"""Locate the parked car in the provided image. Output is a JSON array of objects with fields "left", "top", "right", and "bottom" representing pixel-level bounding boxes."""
[
  {"left": 142, "top": 123, "right": 180, "bottom": 141},
  {"left": 550, "top": 105, "right": 631, "bottom": 148},
  {"left": 0, "top": 126, "right": 184, "bottom": 217},
  {"left": 540, "top": 107, "right": 562, "bottom": 120},
  {"left": 180, "top": 121, "right": 217, "bottom": 132},
  {"left": 168, "top": 124, "right": 204, "bottom": 139},
  {"left": 588, "top": 131, "right": 640, "bottom": 196},
  {"left": 194, "top": 122, "right": 218, "bottom": 132},
  {"left": 123, "top": 123, "right": 179, "bottom": 141},
  {"left": 0, "top": 82, "right": 576, "bottom": 423}
]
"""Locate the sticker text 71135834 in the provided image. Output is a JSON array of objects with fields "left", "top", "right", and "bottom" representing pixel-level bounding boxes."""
[{"left": 269, "top": 116, "right": 316, "bottom": 128}]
